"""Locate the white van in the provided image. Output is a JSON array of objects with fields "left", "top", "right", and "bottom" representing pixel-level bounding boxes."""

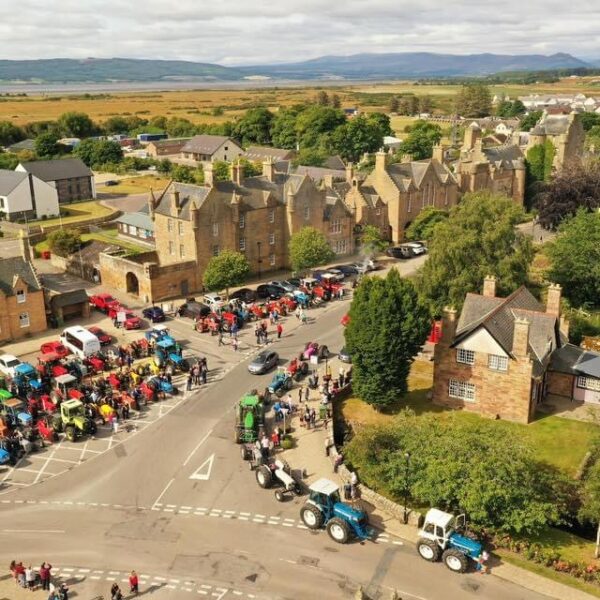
[{"left": 60, "top": 326, "right": 101, "bottom": 358}]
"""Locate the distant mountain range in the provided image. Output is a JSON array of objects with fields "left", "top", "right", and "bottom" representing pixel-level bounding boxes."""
[{"left": 0, "top": 53, "right": 591, "bottom": 84}]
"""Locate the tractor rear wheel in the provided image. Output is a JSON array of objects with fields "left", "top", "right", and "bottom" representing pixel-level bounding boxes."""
[
  {"left": 300, "top": 504, "right": 323, "bottom": 530},
  {"left": 442, "top": 548, "right": 468, "bottom": 573},
  {"left": 65, "top": 425, "right": 77, "bottom": 442},
  {"left": 417, "top": 539, "right": 441, "bottom": 562},
  {"left": 256, "top": 466, "right": 273, "bottom": 489},
  {"left": 319, "top": 345, "right": 329, "bottom": 359},
  {"left": 327, "top": 517, "right": 351, "bottom": 544}
]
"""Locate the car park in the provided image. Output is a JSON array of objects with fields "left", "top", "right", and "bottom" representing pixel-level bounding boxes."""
[
  {"left": 87, "top": 326, "right": 112, "bottom": 346},
  {"left": 0, "top": 354, "right": 22, "bottom": 377},
  {"left": 248, "top": 350, "right": 279, "bottom": 375},
  {"left": 142, "top": 306, "right": 166, "bottom": 323}
]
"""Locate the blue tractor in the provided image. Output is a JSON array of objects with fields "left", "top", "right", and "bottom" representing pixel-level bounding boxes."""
[
  {"left": 299, "top": 478, "right": 371, "bottom": 544},
  {"left": 145, "top": 325, "right": 176, "bottom": 346},
  {"left": 416, "top": 508, "right": 483, "bottom": 573},
  {"left": 154, "top": 339, "right": 189, "bottom": 372},
  {"left": 268, "top": 368, "right": 292, "bottom": 397}
]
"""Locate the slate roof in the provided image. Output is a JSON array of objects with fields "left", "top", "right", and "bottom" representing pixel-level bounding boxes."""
[
  {"left": 116, "top": 211, "right": 154, "bottom": 232},
  {"left": 181, "top": 135, "right": 237, "bottom": 156},
  {"left": 294, "top": 165, "right": 345, "bottom": 183},
  {"left": 6, "top": 139, "right": 35, "bottom": 152},
  {"left": 482, "top": 144, "right": 525, "bottom": 169},
  {"left": 0, "top": 170, "right": 28, "bottom": 195},
  {"left": 242, "top": 146, "right": 295, "bottom": 161},
  {"left": 550, "top": 344, "right": 600, "bottom": 379},
  {"left": 323, "top": 155, "right": 346, "bottom": 170},
  {"left": 455, "top": 287, "right": 558, "bottom": 377},
  {"left": 0, "top": 256, "right": 41, "bottom": 294},
  {"left": 386, "top": 159, "right": 455, "bottom": 192},
  {"left": 531, "top": 115, "right": 571, "bottom": 136},
  {"left": 49, "top": 289, "right": 89, "bottom": 309},
  {"left": 19, "top": 158, "right": 92, "bottom": 182}
]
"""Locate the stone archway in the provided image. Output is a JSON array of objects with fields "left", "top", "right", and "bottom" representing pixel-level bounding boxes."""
[{"left": 125, "top": 272, "right": 139, "bottom": 296}]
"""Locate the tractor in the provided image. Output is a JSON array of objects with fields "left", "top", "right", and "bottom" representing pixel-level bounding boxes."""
[
  {"left": 234, "top": 394, "right": 265, "bottom": 444},
  {"left": 145, "top": 325, "right": 176, "bottom": 346},
  {"left": 51, "top": 373, "right": 82, "bottom": 403},
  {"left": 52, "top": 399, "right": 97, "bottom": 442},
  {"left": 299, "top": 478, "right": 371, "bottom": 544},
  {"left": 255, "top": 458, "right": 302, "bottom": 502},
  {"left": 154, "top": 340, "right": 189, "bottom": 372},
  {"left": 0, "top": 393, "right": 32, "bottom": 428},
  {"left": 268, "top": 368, "right": 293, "bottom": 397},
  {"left": 300, "top": 341, "right": 329, "bottom": 362},
  {"left": 416, "top": 508, "right": 484, "bottom": 573}
]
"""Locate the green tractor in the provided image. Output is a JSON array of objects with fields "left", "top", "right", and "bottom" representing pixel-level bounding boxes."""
[
  {"left": 52, "top": 399, "right": 97, "bottom": 442},
  {"left": 234, "top": 394, "right": 265, "bottom": 444}
]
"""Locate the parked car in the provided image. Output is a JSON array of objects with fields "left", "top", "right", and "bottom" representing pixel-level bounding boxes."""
[
  {"left": 405, "top": 242, "right": 427, "bottom": 256},
  {"left": 332, "top": 264, "right": 359, "bottom": 277},
  {"left": 269, "top": 280, "right": 296, "bottom": 293},
  {"left": 179, "top": 301, "right": 211, "bottom": 320},
  {"left": 386, "top": 246, "right": 411, "bottom": 259},
  {"left": 230, "top": 288, "right": 257, "bottom": 303},
  {"left": 248, "top": 350, "right": 279, "bottom": 375},
  {"left": 122, "top": 313, "right": 142, "bottom": 330},
  {"left": 0, "top": 354, "right": 21, "bottom": 377},
  {"left": 256, "top": 284, "right": 285, "bottom": 300},
  {"left": 339, "top": 347, "right": 352, "bottom": 363},
  {"left": 142, "top": 306, "right": 166, "bottom": 323},
  {"left": 350, "top": 262, "right": 369, "bottom": 274},
  {"left": 325, "top": 268, "right": 345, "bottom": 281},
  {"left": 40, "top": 341, "right": 70, "bottom": 358},
  {"left": 203, "top": 293, "right": 224, "bottom": 308},
  {"left": 287, "top": 278, "right": 302, "bottom": 288},
  {"left": 104, "top": 180, "right": 118, "bottom": 186},
  {"left": 87, "top": 326, "right": 112, "bottom": 346}
]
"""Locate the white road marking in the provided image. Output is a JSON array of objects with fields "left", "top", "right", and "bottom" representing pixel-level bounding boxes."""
[
  {"left": 183, "top": 429, "right": 214, "bottom": 466},
  {"left": 152, "top": 477, "right": 175, "bottom": 509},
  {"left": 189, "top": 453, "right": 215, "bottom": 481},
  {"left": 3, "top": 528, "right": 65, "bottom": 534}
]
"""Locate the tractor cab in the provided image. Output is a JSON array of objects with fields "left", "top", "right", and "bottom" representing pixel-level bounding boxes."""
[
  {"left": 234, "top": 394, "right": 265, "bottom": 443},
  {"left": 37, "top": 352, "right": 68, "bottom": 378},
  {"left": 53, "top": 373, "right": 80, "bottom": 401},
  {"left": 417, "top": 508, "right": 483, "bottom": 573},
  {"left": 145, "top": 325, "right": 175, "bottom": 346},
  {"left": 154, "top": 339, "right": 188, "bottom": 372},
  {"left": 55, "top": 398, "right": 96, "bottom": 441},
  {"left": 0, "top": 393, "right": 32, "bottom": 428}
]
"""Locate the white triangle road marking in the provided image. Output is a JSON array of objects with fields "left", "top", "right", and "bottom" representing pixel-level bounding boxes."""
[{"left": 189, "top": 454, "right": 215, "bottom": 481}]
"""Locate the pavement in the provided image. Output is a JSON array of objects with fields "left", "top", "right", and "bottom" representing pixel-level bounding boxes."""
[{"left": 0, "top": 255, "right": 590, "bottom": 600}]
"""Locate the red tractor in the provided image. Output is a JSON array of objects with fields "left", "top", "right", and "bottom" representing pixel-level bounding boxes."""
[
  {"left": 286, "top": 357, "right": 309, "bottom": 381},
  {"left": 37, "top": 353, "right": 69, "bottom": 378},
  {"left": 39, "top": 341, "right": 70, "bottom": 359}
]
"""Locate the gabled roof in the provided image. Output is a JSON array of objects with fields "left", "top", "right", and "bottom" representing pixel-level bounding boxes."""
[
  {"left": 243, "top": 146, "right": 295, "bottom": 161},
  {"left": 6, "top": 139, "right": 35, "bottom": 152},
  {"left": 181, "top": 135, "right": 238, "bottom": 156},
  {"left": 482, "top": 144, "right": 524, "bottom": 170},
  {"left": 550, "top": 344, "right": 600, "bottom": 379},
  {"left": 323, "top": 155, "right": 346, "bottom": 170},
  {"left": 386, "top": 159, "right": 455, "bottom": 192},
  {"left": 455, "top": 287, "right": 558, "bottom": 376},
  {"left": 0, "top": 170, "right": 28, "bottom": 195},
  {"left": 154, "top": 182, "right": 211, "bottom": 220},
  {"left": 18, "top": 158, "right": 92, "bottom": 182},
  {"left": 0, "top": 256, "right": 41, "bottom": 294},
  {"left": 294, "top": 165, "right": 345, "bottom": 183}
]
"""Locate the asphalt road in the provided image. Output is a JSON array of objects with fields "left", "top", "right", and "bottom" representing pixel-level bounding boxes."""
[{"left": 0, "top": 261, "right": 549, "bottom": 600}]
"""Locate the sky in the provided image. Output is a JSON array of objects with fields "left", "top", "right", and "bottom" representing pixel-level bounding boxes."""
[{"left": 1, "top": 0, "right": 598, "bottom": 65}]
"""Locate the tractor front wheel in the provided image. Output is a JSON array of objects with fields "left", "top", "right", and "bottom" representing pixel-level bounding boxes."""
[
  {"left": 300, "top": 504, "right": 323, "bottom": 530},
  {"left": 256, "top": 466, "right": 273, "bottom": 489},
  {"left": 442, "top": 548, "right": 468, "bottom": 573},
  {"left": 274, "top": 490, "right": 285, "bottom": 502},
  {"left": 65, "top": 425, "right": 77, "bottom": 442},
  {"left": 417, "top": 539, "right": 441, "bottom": 562},
  {"left": 326, "top": 517, "right": 351, "bottom": 544}
]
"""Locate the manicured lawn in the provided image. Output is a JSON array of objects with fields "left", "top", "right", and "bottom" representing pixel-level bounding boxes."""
[
  {"left": 97, "top": 175, "right": 171, "bottom": 195},
  {"left": 35, "top": 227, "right": 146, "bottom": 255},
  {"left": 33, "top": 201, "right": 115, "bottom": 227}
]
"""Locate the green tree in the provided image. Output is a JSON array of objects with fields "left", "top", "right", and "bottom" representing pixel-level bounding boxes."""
[
  {"left": 102, "top": 116, "right": 130, "bottom": 134},
  {"left": 454, "top": 84, "right": 492, "bottom": 118},
  {"left": 293, "top": 147, "right": 327, "bottom": 167},
  {"left": 150, "top": 115, "right": 168, "bottom": 130},
  {"left": 345, "top": 270, "right": 430, "bottom": 409},
  {"left": 496, "top": 99, "right": 526, "bottom": 118},
  {"left": 418, "top": 192, "right": 533, "bottom": 314},
  {"left": 315, "top": 91, "right": 330, "bottom": 106},
  {"left": 238, "top": 157, "right": 262, "bottom": 177},
  {"left": 35, "top": 132, "right": 61, "bottom": 158},
  {"left": 57, "top": 111, "right": 96, "bottom": 138},
  {"left": 580, "top": 113, "right": 600, "bottom": 132},
  {"left": 396, "top": 120, "right": 442, "bottom": 161},
  {"left": 0, "top": 121, "right": 25, "bottom": 146},
  {"left": 359, "top": 224, "right": 388, "bottom": 253},
  {"left": 525, "top": 140, "right": 555, "bottom": 208},
  {"left": 579, "top": 456, "right": 600, "bottom": 557},
  {"left": 331, "top": 94, "right": 341, "bottom": 109},
  {"left": 520, "top": 110, "right": 543, "bottom": 132},
  {"left": 418, "top": 95, "right": 433, "bottom": 114},
  {"left": 46, "top": 228, "right": 81, "bottom": 257},
  {"left": 203, "top": 250, "right": 250, "bottom": 298},
  {"left": 171, "top": 164, "right": 196, "bottom": 183},
  {"left": 76, "top": 138, "right": 123, "bottom": 166},
  {"left": 405, "top": 206, "right": 449, "bottom": 242},
  {"left": 166, "top": 117, "right": 197, "bottom": 138},
  {"left": 0, "top": 152, "right": 20, "bottom": 170},
  {"left": 295, "top": 105, "right": 346, "bottom": 149},
  {"left": 586, "top": 125, "right": 600, "bottom": 152},
  {"left": 270, "top": 106, "right": 301, "bottom": 149},
  {"left": 288, "top": 226, "right": 335, "bottom": 272},
  {"left": 330, "top": 114, "right": 386, "bottom": 162},
  {"left": 536, "top": 160, "right": 600, "bottom": 230},
  {"left": 345, "top": 414, "right": 572, "bottom": 534},
  {"left": 547, "top": 210, "right": 600, "bottom": 307},
  {"left": 398, "top": 96, "right": 419, "bottom": 116},
  {"left": 233, "top": 107, "right": 274, "bottom": 146},
  {"left": 213, "top": 160, "right": 230, "bottom": 182}
]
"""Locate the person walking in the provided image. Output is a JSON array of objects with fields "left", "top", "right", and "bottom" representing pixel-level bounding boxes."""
[
  {"left": 276, "top": 323, "right": 283, "bottom": 339},
  {"left": 129, "top": 570, "right": 139, "bottom": 594},
  {"left": 110, "top": 582, "right": 123, "bottom": 600},
  {"left": 39, "top": 562, "right": 52, "bottom": 591},
  {"left": 232, "top": 337, "right": 239, "bottom": 352}
]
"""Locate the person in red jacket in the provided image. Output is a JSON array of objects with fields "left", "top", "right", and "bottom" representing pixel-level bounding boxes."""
[
  {"left": 39, "top": 562, "right": 52, "bottom": 591},
  {"left": 129, "top": 570, "right": 139, "bottom": 594}
]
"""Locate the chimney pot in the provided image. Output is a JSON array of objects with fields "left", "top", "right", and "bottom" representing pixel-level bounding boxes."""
[{"left": 512, "top": 317, "right": 530, "bottom": 357}]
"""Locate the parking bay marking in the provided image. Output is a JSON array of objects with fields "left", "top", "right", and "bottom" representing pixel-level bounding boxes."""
[{"left": 189, "top": 454, "right": 215, "bottom": 481}]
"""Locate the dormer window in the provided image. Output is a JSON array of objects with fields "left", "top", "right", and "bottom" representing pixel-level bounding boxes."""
[{"left": 16, "top": 289, "right": 26, "bottom": 304}]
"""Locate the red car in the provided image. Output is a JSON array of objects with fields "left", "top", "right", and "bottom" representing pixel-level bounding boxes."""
[
  {"left": 123, "top": 312, "right": 142, "bottom": 330},
  {"left": 87, "top": 326, "right": 112, "bottom": 346},
  {"left": 40, "top": 341, "right": 69, "bottom": 359},
  {"left": 89, "top": 293, "right": 120, "bottom": 313}
]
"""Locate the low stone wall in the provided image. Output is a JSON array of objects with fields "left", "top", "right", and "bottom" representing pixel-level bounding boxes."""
[{"left": 327, "top": 395, "right": 422, "bottom": 527}]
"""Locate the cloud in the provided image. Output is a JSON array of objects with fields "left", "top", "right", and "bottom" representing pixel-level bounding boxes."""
[{"left": 1, "top": 0, "right": 598, "bottom": 64}]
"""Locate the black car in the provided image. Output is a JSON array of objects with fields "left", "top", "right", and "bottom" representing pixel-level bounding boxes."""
[
  {"left": 230, "top": 287, "right": 258, "bottom": 303},
  {"left": 386, "top": 246, "right": 411, "bottom": 259},
  {"left": 178, "top": 301, "right": 211, "bottom": 319},
  {"left": 142, "top": 306, "right": 166, "bottom": 323},
  {"left": 256, "top": 284, "right": 285, "bottom": 300},
  {"left": 248, "top": 350, "right": 279, "bottom": 374},
  {"left": 332, "top": 264, "right": 359, "bottom": 276},
  {"left": 104, "top": 180, "right": 118, "bottom": 186}
]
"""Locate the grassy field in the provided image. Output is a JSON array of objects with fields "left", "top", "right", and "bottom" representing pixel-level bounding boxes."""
[
  {"left": 35, "top": 226, "right": 146, "bottom": 254},
  {"left": 97, "top": 174, "right": 171, "bottom": 195},
  {"left": 340, "top": 361, "right": 598, "bottom": 477},
  {"left": 33, "top": 200, "right": 114, "bottom": 227}
]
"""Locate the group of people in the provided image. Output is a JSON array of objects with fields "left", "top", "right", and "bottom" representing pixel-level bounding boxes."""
[
  {"left": 110, "top": 571, "right": 138, "bottom": 599},
  {"left": 254, "top": 321, "right": 271, "bottom": 345},
  {"left": 9, "top": 561, "right": 64, "bottom": 597},
  {"left": 185, "top": 357, "right": 209, "bottom": 391}
]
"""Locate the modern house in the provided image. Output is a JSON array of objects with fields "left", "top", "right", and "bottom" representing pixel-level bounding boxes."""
[
  {"left": 180, "top": 135, "right": 243, "bottom": 164},
  {"left": 0, "top": 170, "right": 59, "bottom": 221},
  {"left": 16, "top": 158, "right": 95, "bottom": 203}
]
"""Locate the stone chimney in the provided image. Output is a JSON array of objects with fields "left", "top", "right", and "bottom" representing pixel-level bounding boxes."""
[
  {"left": 546, "top": 283, "right": 562, "bottom": 317},
  {"left": 512, "top": 317, "right": 530, "bottom": 357},
  {"left": 441, "top": 306, "right": 457, "bottom": 344},
  {"left": 323, "top": 174, "right": 334, "bottom": 189},
  {"left": 262, "top": 157, "right": 275, "bottom": 182},
  {"left": 473, "top": 138, "right": 484, "bottom": 161},
  {"left": 286, "top": 188, "right": 296, "bottom": 213},
  {"left": 231, "top": 161, "right": 244, "bottom": 186},
  {"left": 148, "top": 188, "right": 157, "bottom": 219},
  {"left": 204, "top": 163, "right": 214, "bottom": 187},
  {"left": 190, "top": 200, "right": 200, "bottom": 230},
  {"left": 462, "top": 123, "right": 481, "bottom": 151},
  {"left": 483, "top": 275, "right": 496, "bottom": 298},
  {"left": 375, "top": 150, "right": 387, "bottom": 173},
  {"left": 432, "top": 144, "right": 444, "bottom": 163},
  {"left": 170, "top": 189, "right": 180, "bottom": 215},
  {"left": 18, "top": 229, "right": 31, "bottom": 261},
  {"left": 345, "top": 162, "right": 355, "bottom": 183}
]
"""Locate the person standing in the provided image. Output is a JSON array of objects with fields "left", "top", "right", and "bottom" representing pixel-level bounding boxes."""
[
  {"left": 129, "top": 570, "right": 139, "bottom": 594},
  {"left": 232, "top": 337, "right": 239, "bottom": 352},
  {"left": 260, "top": 434, "right": 270, "bottom": 460},
  {"left": 276, "top": 323, "right": 283, "bottom": 339},
  {"left": 39, "top": 562, "right": 52, "bottom": 591},
  {"left": 186, "top": 374, "right": 193, "bottom": 392}
]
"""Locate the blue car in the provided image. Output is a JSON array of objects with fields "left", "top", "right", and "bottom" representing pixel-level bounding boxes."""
[{"left": 142, "top": 306, "right": 166, "bottom": 323}]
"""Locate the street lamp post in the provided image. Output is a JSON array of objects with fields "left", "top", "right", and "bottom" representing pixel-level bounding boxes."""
[
  {"left": 403, "top": 451, "right": 411, "bottom": 524},
  {"left": 257, "top": 241, "right": 262, "bottom": 278}
]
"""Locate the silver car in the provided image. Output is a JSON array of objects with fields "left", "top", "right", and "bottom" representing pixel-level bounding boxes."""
[{"left": 248, "top": 350, "right": 279, "bottom": 374}]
